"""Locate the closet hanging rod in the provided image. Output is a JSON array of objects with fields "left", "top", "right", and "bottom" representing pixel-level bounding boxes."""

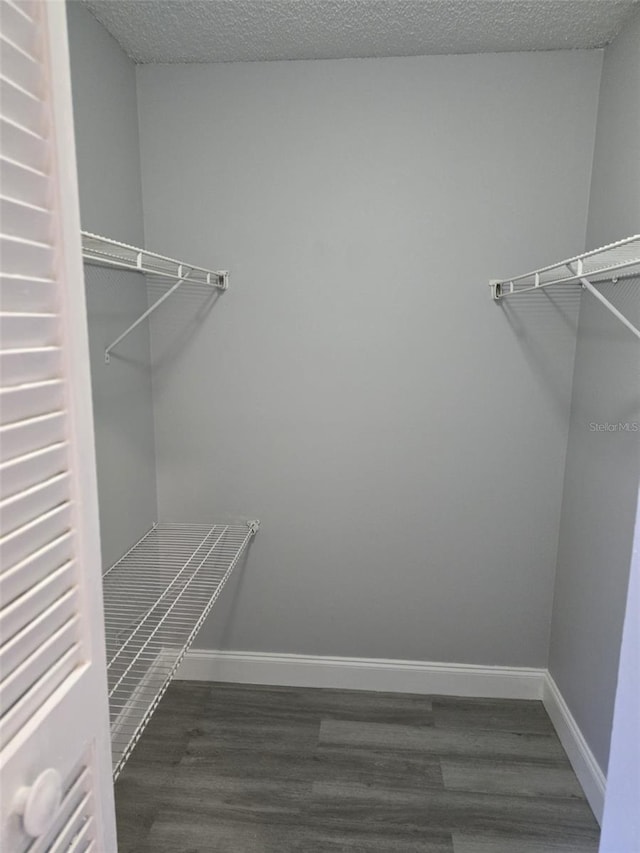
[
  {"left": 81, "top": 231, "right": 229, "bottom": 362},
  {"left": 490, "top": 234, "right": 640, "bottom": 341}
]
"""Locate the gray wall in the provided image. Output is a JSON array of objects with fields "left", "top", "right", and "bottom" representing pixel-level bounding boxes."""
[
  {"left": 549, "top": 7, "right": 640, "bottom": 774},
  {"left": 137, "top": 51, "right": 601, "bottom": 666},
  {"left": 67, "top": 2, "right": 158, "bottom": 568}
]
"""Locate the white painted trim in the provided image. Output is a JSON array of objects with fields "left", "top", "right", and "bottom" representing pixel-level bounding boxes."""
[
  {"left": 543, "top": 672, "right": 606, "bottom": 824},
  {"left": 42, "top": 2, "right": 117, "bottom": 848},
  {"left": 177, "top": 650, "right": 545, "bottom": 700},
  {"left": 177, "top": 652, "right": 608, "bottom": 821}
]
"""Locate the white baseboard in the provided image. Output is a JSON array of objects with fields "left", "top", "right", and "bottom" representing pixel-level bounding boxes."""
[
  {"left": 177, "top": 651, "right": 606, "bottom": 823},
  {"left": 543, "top": 672, "right": 606, "bottom": 824},
  {"left": 177, "top": 650, "right": 545, "bottom": 700}
]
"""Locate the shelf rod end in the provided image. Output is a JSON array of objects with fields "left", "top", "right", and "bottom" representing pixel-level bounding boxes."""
[
  {"left": 489, "top": 280, "right": 502, "bottom": 300},
  {"left": 247, "top": 520, "right": 260, "bottom": 535}
]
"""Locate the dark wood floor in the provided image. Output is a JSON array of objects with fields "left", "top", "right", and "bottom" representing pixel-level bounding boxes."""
[{"left": 114, "top": 681, "right": 600, "bottom": 852}]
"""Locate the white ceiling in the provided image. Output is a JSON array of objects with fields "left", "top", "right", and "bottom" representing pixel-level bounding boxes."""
[{"left": 82, "top": 0, "right": 639, "bottom": 64}]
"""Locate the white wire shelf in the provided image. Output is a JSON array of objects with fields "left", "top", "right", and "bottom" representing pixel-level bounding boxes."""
[
  {"left": 102, "top": 520, "right": 259, "bottom": 779},
  {"left": 490, "top": 234, "right": 640, "bottom": 340},
  {"left": 490, "top": 234, "right": 640, "bottom": 297},
  {"left": 82, "top": 231, "right": 228, "bottom": 289},
  {"left": 81, "top": 231, "right": 229, "bottom": 362}
]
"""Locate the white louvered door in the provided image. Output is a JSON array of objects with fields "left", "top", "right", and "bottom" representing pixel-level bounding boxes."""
[{"left": 0, "top": 1, "right": 117, "bottom": 850}]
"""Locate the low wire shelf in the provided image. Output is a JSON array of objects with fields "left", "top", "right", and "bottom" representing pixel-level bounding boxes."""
[{"left": 102, "top": 521, "right": 259, "bottom": 779}]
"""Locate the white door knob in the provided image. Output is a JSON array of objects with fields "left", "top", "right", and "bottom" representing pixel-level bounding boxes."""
[{"left": 13, "top": 768, "right": 63, "bottom": 838}]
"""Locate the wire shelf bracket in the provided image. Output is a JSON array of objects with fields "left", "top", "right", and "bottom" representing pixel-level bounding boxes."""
[
  {"left": 490, "top": 234, "right": 640, "bottom": 341},
  {"left": 81, "top": 231, "right": 229, "bottom": 362},
  {"left": 102, "top": 520, "right": 259, "bottom": 778}
]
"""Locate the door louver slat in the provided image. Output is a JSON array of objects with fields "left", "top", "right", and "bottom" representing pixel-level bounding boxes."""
[
  {"left": 0, "top": 311, "right": 59, "bottom": 348},
  {"left": 49, "top": 797, "right": 93, "bottom": 853},
  {"left": 0, "top": 412, "right": 66, "bottom": 462},
  {"left": 0, "top": 582, "right": 77, "bottom": 680},
  {"left": 0, "top": 38, "right": 42, "bottom": 98},
  {"left": 0, "top": 117, "right": 48, "bottom": 172},
  {"left": 0, "top": 615, "right": 79, "bottom": 710},
  {"left": 0, "top": 273, "right": 57, "bottom": 312},
  {"left": 0, "top": 531, "right": 73, "bottom": 611},
  {"left": 0, "top": 469, "right": 69, "bottom": 534},
  {"left": 0, "top": 378, "right": 65, "bottom": 424},
  {"left": 0, "top": 345, "right": 62, "bottom": 385},
  {"left": 0, "top": 561, "right": 73, "bottom": 646},
  {"left": 0, "top": 441, "right": 67, "bottom": 497},
  {"left": 0, "top": 75, "right": 45, "bottom": 132},
  {"left": 0, "top": 501, "right": 72, "bottom": 569},
  {"left": 0, "top": 156, "right": 49, "bottom": 206},
  {"left": 60, "top": 811, "right": 94, "bottom": 853},
  {"left": 4, "top": 0, "right": 38, "bottom": 21},
  {"left": 29, "top": 764, "right": 95, "bottom": 853},
  {"left": 0, "top": 643, "right": 82, "bottom": 750},
  {"left": 0, "top": 195, "right": 51, "bottom": 242},
  {"left": 28, "top": 765, "right": 89, "bottom": 852},
  {"left": 0, "top": 0, "right": 40, "bottom": 57},
  {"left": 0, "top": 234, "right": 54, "bottom": 277}
]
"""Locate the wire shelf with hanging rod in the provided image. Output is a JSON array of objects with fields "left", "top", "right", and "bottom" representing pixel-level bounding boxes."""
[
  {"left": 489, "top": 234, "right": 640, "bottom": 341},
  {"left": 102, "top": 520, "right": 259, "bottom": 779},
  {"left": 81, "top": 231, "right": 229, "bottom": 362}
]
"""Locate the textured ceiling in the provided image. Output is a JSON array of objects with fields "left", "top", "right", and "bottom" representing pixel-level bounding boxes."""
[{"left": 82, "top": 0, "right": 639, "bottom": 63}]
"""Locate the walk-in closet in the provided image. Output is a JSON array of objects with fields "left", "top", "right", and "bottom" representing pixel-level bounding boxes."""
[{"left": 1, "top": 1, "right": 639, "bottom": 850}]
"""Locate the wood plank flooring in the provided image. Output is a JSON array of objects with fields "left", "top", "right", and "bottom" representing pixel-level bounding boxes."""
[{"left": 114, "top": 681, "right": 600, "bottom": 852}]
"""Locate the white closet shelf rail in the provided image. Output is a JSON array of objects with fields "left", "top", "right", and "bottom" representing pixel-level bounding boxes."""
[
  {"left": 490, "top": 234, "right": 640, "bottom": 340},
  {"left": 81, "top": 231, "right": 229, "bottom": 362},
  {"left": 102, "top": 520, "right": 259, "bottom": 779}
]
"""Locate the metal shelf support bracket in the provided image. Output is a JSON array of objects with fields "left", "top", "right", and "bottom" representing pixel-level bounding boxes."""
[
  {"left": 579, "top": 276, "right": 640, "bottom": 341},
  {"left": 80, "top": 231, "right": 229, "bottom": 363},
  {"left": 105, "top": 270, "right": 193, "bottom": 363}
]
